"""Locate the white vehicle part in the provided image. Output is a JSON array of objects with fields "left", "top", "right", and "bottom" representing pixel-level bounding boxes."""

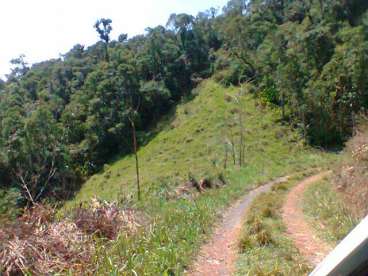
[{"left": 310, "top": 215, "right": 368, "bottom": 276}]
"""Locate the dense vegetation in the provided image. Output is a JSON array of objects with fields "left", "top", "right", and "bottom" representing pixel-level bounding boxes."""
[{"left": 1, "top": 0, "right": 368, "bottom": 206}]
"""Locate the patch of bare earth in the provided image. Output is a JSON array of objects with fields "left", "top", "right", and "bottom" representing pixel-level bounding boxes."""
[
  {"left": 282, "top": 172, "right": 333, "bottom": 266},
  {"left": 188, "top": 177, "right": 289, "bottom": 276}
]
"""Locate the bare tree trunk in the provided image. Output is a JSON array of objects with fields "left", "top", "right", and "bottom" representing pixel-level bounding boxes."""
[
  {"left": 237, "top": 88, "right": 245, "bottom": 167},
  {"left": 130, "top": 119, "right": 141, "bottom": 201},
  {"left": 281, "top": 91, "right": 285, "bottom": 120},
  {"left": 318, "top": 0, "right": 324, "bottom": 16},
  {"left": 229, "top": 130, "right": 236, "bottom": 165},
  {"left": 239, "top": 110, "right": 244, "bottom": 167},
  {"left": 105, "top": 43, "right": 109, "bottom": 62},
  {"left": 352, "top": 111, "right": 356, "bottom": 136},
  {"left": 301, "top": 107, "right": 307, "bottom": 140},
  {"left": 224, "top": 143, "right": 228, "bottom": 170}
]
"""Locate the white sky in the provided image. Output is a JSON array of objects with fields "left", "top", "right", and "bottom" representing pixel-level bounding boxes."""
[{"left": 0, "top": 0, "right": 229, "bottom": 79}]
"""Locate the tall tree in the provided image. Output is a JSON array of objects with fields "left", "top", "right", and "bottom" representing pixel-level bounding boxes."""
[
  {"left": 7, "top": 54, "right": 29, "bottom": 81},
  {"left": 94, "top": 18, "right": 113, "bottom": 61}
]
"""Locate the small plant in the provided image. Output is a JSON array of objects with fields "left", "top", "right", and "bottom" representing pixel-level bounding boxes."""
[
  {"left": 260, "top": 207, "right": 274, "bottom": 218},
  {"left": 256, "top": 229, "right": 274, "bottom": 246},
  {"left": 247, "top": 217, "right": 265, "bottom": 235},
  {"left": 303, "top": 180, "right": 359, "bottom": 243},
  {"left": 239, "top": 236, "right": 254, "bottom": 252}
]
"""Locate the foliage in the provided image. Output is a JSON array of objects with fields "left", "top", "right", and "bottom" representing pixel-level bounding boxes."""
[
  {"left": 216, "top": 0, "right": 368, "bottom": 146},
  {"left": 0, "top": 13, "right": 219, "bottom": 204}
]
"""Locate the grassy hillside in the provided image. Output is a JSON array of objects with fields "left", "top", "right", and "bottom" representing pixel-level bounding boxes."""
[
  {"left": 64, "top": 80, "right": 335, "bottom": 274},
  {"left": 67, "top": 80, "right": 330, "bottom": 207}
]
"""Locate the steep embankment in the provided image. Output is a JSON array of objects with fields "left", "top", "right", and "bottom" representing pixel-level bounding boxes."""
[{"left": 64, "top": 80, "right": 334, "bottom": 274}]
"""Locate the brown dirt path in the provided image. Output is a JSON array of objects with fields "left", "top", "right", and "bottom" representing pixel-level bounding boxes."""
[
  {"left": 282, "top": 172, "right": 333, "bottom": 266},
  {"left": 187, "top": 176, "right": 289, "bottom": 276}
]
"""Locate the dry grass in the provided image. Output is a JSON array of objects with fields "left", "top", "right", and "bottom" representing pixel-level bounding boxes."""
[
  {"left": 334, "top": 124, "right": 368, "bottom": 219},
  {"left": 0, "top": 200, "right": 142, "bottom": 275},
  {"left": 0, "top": 205, "right": 93, "bottom": 275},
  {"left": 73, "top": 197, "right": 143, "bottom": 240}
]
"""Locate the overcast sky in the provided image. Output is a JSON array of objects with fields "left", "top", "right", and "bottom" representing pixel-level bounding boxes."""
[{"left": 0, "top": 0, "right": 229, "bottom": 79}]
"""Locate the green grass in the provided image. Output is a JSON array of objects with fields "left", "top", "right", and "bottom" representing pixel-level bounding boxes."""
[
  {"left": 64, "top": 80, "right": 335, "bottom": 274},
  {"left": 236, "top": 174, "right": 313, "bottom": 276},
  {"left": 303, "top": 179, "right": 359, "bottom": 245}
]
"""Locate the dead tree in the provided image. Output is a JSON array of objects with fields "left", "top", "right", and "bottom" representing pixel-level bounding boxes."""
[
  {"left": 224, "top": 142, "right": 228, "bottom": 169},
  {"left": 13, "top": 156, "right": 57, "bottom": 206},
  {"left": 234, "top": 89, "right": 246, "bottom": 167},
  {"left": 128, "top": 116, "right": 141, "bottom": 201},
  {"left": 125, "top": 90, "right": 142, "bottom": 201}
]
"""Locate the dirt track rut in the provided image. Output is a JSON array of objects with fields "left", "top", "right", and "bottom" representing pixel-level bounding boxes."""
[
  {"left": 188, "top": 177, "right": 289, "bottom": 276},
  {"left": 282, "top": 172, "right": 333, "bottom": 266}
]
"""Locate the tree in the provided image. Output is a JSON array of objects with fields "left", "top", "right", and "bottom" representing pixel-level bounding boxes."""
[
  {"left": 0, "top": 79, "right": 4, "bottom": 92},
  {"left": 121, "top": 67, "right": 142, "bottom": 201},
  {"left": 1, "top": 105, "right": 73, "bottom": 204},
  {"left": 118, "top": 33, "right": 128, "bottom": 43},
  {"left": 223, "top": 0, "right": 247, "bottom": 16},
  {"left": 7, "top": 54, "right": 29, "bottom": 81},
  {"left": 94, "top": 18, "right": 113, "bottom": 61}
]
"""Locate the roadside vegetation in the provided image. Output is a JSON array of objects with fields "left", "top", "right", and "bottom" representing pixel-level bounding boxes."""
[
  {"left": 301, "top": 122, "right": 368, "bottom": 247},
  {"left": 333, "top": 123, "right": 368, "bottom": 219},
  {"left": 303, "top": 179, "right": 358, "bottom": 245},
  {"left": 304, "top": 122, "right": 368, "bottom": 247}
]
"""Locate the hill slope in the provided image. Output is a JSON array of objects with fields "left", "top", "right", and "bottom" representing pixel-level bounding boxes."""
[{"left": 68, "top": 80, "right": 328, "bottom": 206}]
